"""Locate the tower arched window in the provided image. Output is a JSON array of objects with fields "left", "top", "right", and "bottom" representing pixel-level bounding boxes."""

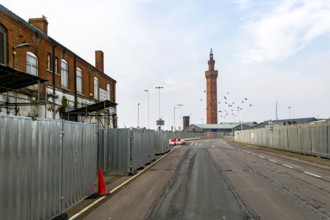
[
  {"left": 0, "top": 25, "right": 6, "bottom": 65},
  {"left": 26, "top": 52, "right": 38, "bottom": 76},
  {"left": 61, "top": 59, "right": 68, "bottom": 88},
  {"left": 94, "top": 77, "right": 98, "bottom": 100},
  {"left": 76, "top": 68, "right": 83, "bottom": 93}
]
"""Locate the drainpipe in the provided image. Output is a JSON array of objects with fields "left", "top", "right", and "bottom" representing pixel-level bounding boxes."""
[
  {"left": 52, "top": 45, "right": 56, "bottom": 119},
  {"left": 73, "top": 56, "right": 78, "bottom": 122}
]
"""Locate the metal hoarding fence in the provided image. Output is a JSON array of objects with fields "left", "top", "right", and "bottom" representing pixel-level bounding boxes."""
[
  {"left": 0, "top": 115, "right": 97, "bottom": 220},
  {"left": 234, "top": 122, "right": 330, "bottom": 158}
]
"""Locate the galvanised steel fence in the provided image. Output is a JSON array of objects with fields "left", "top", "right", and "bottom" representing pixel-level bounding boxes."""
[
  {"left": 234, "top": 122, "right": 330, "bottom": 158},
  {"left": 0, "top": 115, "right": 97, "bottom": 220},
  {"left": 0, "top": 115, "right": 204, "bottom": 220}
]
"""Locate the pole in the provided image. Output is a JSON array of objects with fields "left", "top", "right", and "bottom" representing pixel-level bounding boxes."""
[
  {"left": 177, "top": 104, "right": 183, "bottom": 130},
  {"left": 137, "top": 103, "right": 140, "bottom": 128},
  {"left": 174, "top": 106, "right": 177, "bottom": 131},
  {"left": 155, "top": 86, "right": 163, "bottom": 130},
  {"left": 144, "top": 90, "right": 149, "bottom": 129},
  {"left": 288, "top": 106, "right": 291, "bottom": 120}
]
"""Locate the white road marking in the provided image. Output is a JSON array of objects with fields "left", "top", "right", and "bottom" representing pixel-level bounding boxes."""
[
  {"left": 259, "top": 156, "right": 265, "bottom": 159},
  {"left": 268, "top": 159, "right": 277, "bottom": 163},
  {"left": 304, "top": 171, "right": 322, "bottom": 179},
  {"left": 283, "top": 164, "right": 293, "bottom": 169}
]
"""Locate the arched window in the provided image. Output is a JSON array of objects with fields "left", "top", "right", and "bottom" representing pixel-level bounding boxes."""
[
  {"left": 47, "top": 53, "right": 51, "bottom": 71},
  {"left": 107, "top": 84, "right": 111, "bottom": 100},
  {"left": 94, "top": 77, "right": 98, "bottom": 99},
  {"left": 61, "top": 59, "right": 68, "bottom": 88},
  {"left": 76, "top": 68, "right": 83, "bottom": 93},
  {"left": 0, "top": 25, "right": 6, "bottom": 65},
  {"left": 26, "top": 52, "right": 38, "bottom": 76}
]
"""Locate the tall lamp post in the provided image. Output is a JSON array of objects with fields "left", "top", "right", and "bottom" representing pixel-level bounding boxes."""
[
  {"left": 155, "top": 86, "right": 163, "bottom": 130},
  {"left": 288, "top": 106, "right": 291, "bottom": 120},
  {"left": 137, "top": 103, "right": 141, "bottom": 128},
  {"left": 144, "top": 90, "right": 149, "bottom": 129},
  {"left": 173, "top": 106, "right": 177, "bottom": 131},
  {"left": 12, "top": 42, "right": 31, "bottom": 69},
  {"left": 177, "top": 104, "right": 183, "bottom": 130}
]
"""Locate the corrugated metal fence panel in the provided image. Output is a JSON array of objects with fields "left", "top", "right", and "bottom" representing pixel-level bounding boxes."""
[
  {"left": 0, "top": 116, "right": 98, "bottom": 220},
  {"left": 311, "top": 124, "right": 328, "bottom": 157},
  {"left": 62, "top": 121, "right": 97, "bottom": 211},
  {"left": 34, "top": 119, "right": 62, "bottom": 220},
  {"left": 300, "top": 125, "right": 312, "bottom": 154},
  {"left": 117, "top": 129, "right": 130, "bottom": 172},
  {"left": 0, "top": 116, "right": 62, "bottom": 220},
  {"left": 234, "top": 123, "right": 330, "bottom": 158},
  {"left": 288, "top": 125, "right": 299, "bottom": 153},
  {"left": 98, "top": 128, "right": 130, "bottom": 173},
  {"left": 130, "top": 129, "right": 156, "bottom": 172}
]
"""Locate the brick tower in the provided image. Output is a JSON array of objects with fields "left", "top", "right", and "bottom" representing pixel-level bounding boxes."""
[{"left": 205, "top": 49, "right": 218, "bottom": 124}]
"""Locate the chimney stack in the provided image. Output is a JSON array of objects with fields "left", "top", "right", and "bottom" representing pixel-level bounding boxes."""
[
  {"left": 95, "top": 50, "right": 104, "bottom": 72},
  {"left": 28, "top": 16, "right": 48, "bottom": 34},
  {"left": 183, "top": 116, "right": 190, "bottom": 130}
]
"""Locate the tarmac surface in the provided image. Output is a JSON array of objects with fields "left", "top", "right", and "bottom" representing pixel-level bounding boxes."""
[{"left": 67, "top": 137, "right": 330, "bottom": 220}]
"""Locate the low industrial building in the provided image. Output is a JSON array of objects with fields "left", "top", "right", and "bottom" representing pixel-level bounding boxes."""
[{"left": 185, "top": 122, "right": 257, "bottom": 135}]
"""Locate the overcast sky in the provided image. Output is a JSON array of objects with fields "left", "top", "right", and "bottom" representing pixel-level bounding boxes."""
[{"left": 3, "top": 0, "right": 330, "bottom": 129}]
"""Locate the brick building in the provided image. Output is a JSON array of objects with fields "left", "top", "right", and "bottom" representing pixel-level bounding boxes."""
[
  {"left": 0, "top": 5, "right": 117, "bottom": 127},
  {"left": 205, "top": 49, "right": 218, "bottom": 124}
]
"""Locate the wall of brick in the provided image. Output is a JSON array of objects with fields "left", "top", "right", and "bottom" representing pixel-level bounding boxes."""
[
  {"left": 0, "top": 5, "right": 116, "bottom": 104},
  {"left": 0, "top": 5, "right": 117, "bottom": 126}
]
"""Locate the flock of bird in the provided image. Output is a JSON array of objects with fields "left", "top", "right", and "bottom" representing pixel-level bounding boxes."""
[
  {"left": 219, "top": 92, "right": 253, "bottom": 120},
  {"left": 202, "top": 91, "right": 253, "bottom": 120}
]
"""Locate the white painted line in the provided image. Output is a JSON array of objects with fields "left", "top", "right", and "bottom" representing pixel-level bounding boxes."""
[
  {"left": 69, "top": 196, "right": 106, "bottom": 220},
  {"left": 259, "top": 156, "right": 265, "bottom": 159},
  {"left": 69, "top": 149, "right": 175, "bottom": 220},
  {"left": 251, "top": 153, "right": 256, "bottom": 156},
  {"left": 283, "top": 164, "right": 293, "bottom": 169},
  {"left": 304, "top": 171, "right": 322, "bottom": 179},
  {"left": 109, "top": 152, "right": 170, "bottom": 194},
  {"left": 268, "top": 159, "right": 277, "bottom": 163}
]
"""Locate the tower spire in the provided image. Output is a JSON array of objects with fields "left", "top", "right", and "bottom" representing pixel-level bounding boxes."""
[{"left": 210, "top": 48, "right": 213, "bottom": 59}]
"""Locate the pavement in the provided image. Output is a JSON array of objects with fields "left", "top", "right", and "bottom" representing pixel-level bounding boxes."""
[{"left": 66, "top": 151, "right": 175, "bottom": 220}]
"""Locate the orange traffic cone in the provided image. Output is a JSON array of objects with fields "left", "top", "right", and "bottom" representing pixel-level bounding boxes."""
[{"left": 98, "top": 168, "right": 107, "bottom": 195}]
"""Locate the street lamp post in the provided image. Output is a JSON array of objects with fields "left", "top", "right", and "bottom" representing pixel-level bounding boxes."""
[
  {"left": 12, "top": 43, "right": 31, "bottom": 69},
  {"left": 177, "top": 104, "right": 183, "bottom": 130},
  {"left": 137, "top": 103, "right": 141, "bottom": 128},
  {"left": 144, "top": 90, "right": 149, "bottom": 129},
  {"left": 173, "top": 106, "right": 177, "bottom": 131},
  {"left": 288, "top": 106, "right": 291, "bottom": 120},
  {"left": 155, "top": 86, "right": 163, "bottom": 130}
]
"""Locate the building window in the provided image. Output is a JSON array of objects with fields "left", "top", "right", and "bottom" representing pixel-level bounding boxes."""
[
  {"left": 107, "top": 84, "right": 111, "bottom": 100},
  {"left": 61, "top": 59, "right": 68, "bottom": 88},
  {"left": 55, "top": 57, "right": 58, "bottom": 74},
  {"left": 94, "top": 77, "right": 98, "bottom": 100},
  {"left": 47, "top": 53, "right": 51, "bottom": 71},
  {"left": 26, "top": 52, "right": 38, "bottom": 76},
  {"left": 0, "top": 25, "right": 6, "bottom": 65},
  {"left": 76, "top": 68, "right": 83, "bottom": 93}
]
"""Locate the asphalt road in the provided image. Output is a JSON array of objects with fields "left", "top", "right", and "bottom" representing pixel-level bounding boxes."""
[{"left": 83, "top": 138, "right": 330, "bottom": 220}]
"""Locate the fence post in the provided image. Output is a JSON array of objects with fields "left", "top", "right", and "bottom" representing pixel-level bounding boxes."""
[
  {"left": 59, "top": 120, "right": 65, "bottom": 217},
  {"left": 128, "top": 129, "right": 133, "bottom": 175}
]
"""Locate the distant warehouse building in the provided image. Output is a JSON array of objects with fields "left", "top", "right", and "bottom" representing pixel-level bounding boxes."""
[
  {"left": 185, "top": 122, "right": 257, "bottom": 135},
  {"left": 0, "top": 4, "right": 117, "bottom": 127}
]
